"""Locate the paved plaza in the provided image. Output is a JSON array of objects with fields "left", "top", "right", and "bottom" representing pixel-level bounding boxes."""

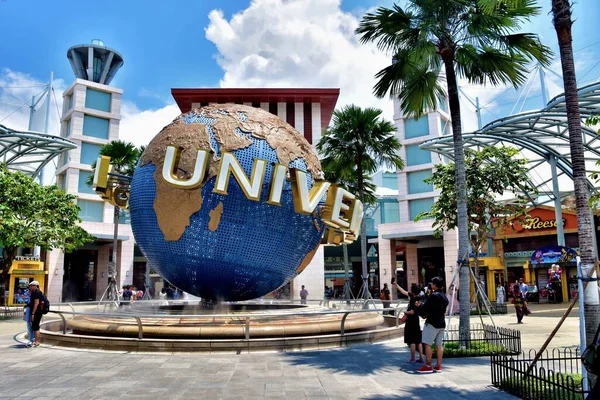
[{"left": 0, "top": 303, "right": 580, "bottom": 400}]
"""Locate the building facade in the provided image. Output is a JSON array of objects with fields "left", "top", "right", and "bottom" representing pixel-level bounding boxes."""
[
  {"left": 46, "top": 41, "right": 134, "bottom": 303},
  {"left": 377, "top": 98, "right": 458, "bottom": 293}
]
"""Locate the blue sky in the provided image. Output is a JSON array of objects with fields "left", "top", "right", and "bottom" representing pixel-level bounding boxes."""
[
  {"left": 0, "top": 0, "right": 599, "bottom": 144},
  {"left": 0, "top": 0, "right": 393, "bottom": 110}
]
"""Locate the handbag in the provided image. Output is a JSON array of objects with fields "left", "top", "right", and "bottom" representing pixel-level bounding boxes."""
[
  {"left": 581, "top": 322, "right": 600, "bottom": 375},
  {"left": 400, "top": 314, "right": 407, "bottom": 324}
]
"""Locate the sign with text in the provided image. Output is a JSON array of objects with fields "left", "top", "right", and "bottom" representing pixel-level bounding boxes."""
[{"left": 497, "top": 206, "right": 578, "bottom": 237}]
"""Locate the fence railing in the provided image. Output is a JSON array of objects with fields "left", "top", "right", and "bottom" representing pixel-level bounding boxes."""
[
  {"left": 45, "top": 299, "right": 407, "bottom": 340},
  {"left": 491, "top": 348, "right": 591, "bottom": 400},
  {"left": 442, "top": 323, "right": 521, "bottom": 357}
]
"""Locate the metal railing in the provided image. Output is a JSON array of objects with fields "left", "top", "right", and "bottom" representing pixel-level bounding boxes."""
[
  {"left": 442, "top": 324, "right": 521, "bottom": 357},
  {"left": 45, "top": 299, "right": 406, "bottom": 340},
  {"left": 491, "top": 348, "right": 591, "bottom": 399}
]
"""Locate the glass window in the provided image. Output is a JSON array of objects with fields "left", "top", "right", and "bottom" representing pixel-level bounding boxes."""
[
  {"left": 83, "top": 115, "right": 109, "bottom": 139},
  {"left": 78, "top": 171, "right": 96, "bottom": 194},
  {"left": 68, "top": 94, "right": 73, "bottom": 110},
  {"left": 442, "top": 120, "right": 452, "bottom": 136},
  {"left": 405, "top": 116, "right": 429, "bottom": 139},
  {"left": 409, "top": 198, "right": 434, "bottom": 221},
  {"left": 78, "top": 199, "right": 103, "bottom": 222},
  {"left": 382, "top": 174, "right": 398, "bottom": 190},
  {"left": 438, "top": 95, "right": 447, "bottom": 112},
  {"left": 65, "top": 119, "right": 71, "bottom": 137},
  {"left": 85, "top": 88, "right": 111, "bottom": 112},
  {"left": 406, "top": 144, "right": 432, "bottom": 166},
  {"left": 365, "top": 217, "right": 376, "bottom": 232},
  {"left": 382, "top": 201, "right": 400, "bottom": 223},
  {"left": 60, "top": 152, "right": 69, "bottom": 167},
  {"left": 407, "top": 170, "right": 433, "bottom": 194},
  {"left": 93, "top": 57, "right": 103, "bottom": 82},
  {"left": 80, "top": 142, "right": 102, "bottom": 165}
]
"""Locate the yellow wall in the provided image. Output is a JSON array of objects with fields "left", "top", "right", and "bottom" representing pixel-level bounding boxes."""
[{"left": 8, "top": 259, "right": 47, "bottom": 306}]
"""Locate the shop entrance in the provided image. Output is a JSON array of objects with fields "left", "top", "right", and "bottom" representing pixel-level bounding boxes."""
[
  {"left": 62, "top": 250, "right": 98, "bottom": 302},
  {"left": 417, "top": 247, "right": 445, "bottom": 286}
]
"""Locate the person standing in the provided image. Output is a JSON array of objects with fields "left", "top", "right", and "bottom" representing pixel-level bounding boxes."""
[
  {"left": 300, "top": 285, "right": 309, "bottom": 304},
  {"left": 410, "top": 277, "right": 449, "bottom": 373},
  {"left": 519, "top": 279, "right": 529, "bottom": 298},
  {"left": 27, "top": 281, "right": 43, "bottom": 348},
  {"left": 381, "top": 283, "right": 392, "bottom": 314},
  {"left": 496, "top": 283, "right": 506, "bottom": 305},
  {"left": 512, "top": 284, "right": 527, "bottom": 324},
  {"left": 23, "top": 287, "right": 35, "bottom": 347},
  {"left": 446, "top": 284, "right": 460, "bottom": 315},
  {"left": 394, "top": 281, "right": 424, "bottom": 363}
]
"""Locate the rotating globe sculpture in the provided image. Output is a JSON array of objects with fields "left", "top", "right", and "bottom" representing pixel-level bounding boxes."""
[{"left": 129, "top": 104, "right": 327, "bottom": 301}]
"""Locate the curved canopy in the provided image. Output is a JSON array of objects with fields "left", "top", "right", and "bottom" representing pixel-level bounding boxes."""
[
  {"left": 0, "top": 124, "right": 77, "bottom": 178},
  {"left": 420, "top": 82, "right": 600, "bottom": 206}
]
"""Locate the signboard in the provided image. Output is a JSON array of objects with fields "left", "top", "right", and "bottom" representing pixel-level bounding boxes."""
[
  {"left": 530, "top": 245, "right": 578, "bottom": 265},
  {"left": 497, "top": 206, "right": 578, "bottom": 238}
]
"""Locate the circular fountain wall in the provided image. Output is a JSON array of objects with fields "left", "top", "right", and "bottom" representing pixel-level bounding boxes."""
[{"left": 39, "top": 300, "right": 404, "bottom": 353}]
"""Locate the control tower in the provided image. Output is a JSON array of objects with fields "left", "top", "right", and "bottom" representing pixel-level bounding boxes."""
[
  {"left": 67, "top": 39, "right": 124, "bottom": 85},
  {"left": 47, "top": 40, "right": 134, "bottom": 303}
]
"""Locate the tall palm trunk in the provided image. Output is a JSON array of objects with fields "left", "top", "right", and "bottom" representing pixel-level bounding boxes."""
[
  {"left": 552, "top": 0, "right": 600, "bottom": 349},
  {"left": 443, "top": 55, "right": 471, "bottom": 343},
  {"left": 343, "top": 243, "right": 352, "bottom": 300},
  {"left": 357, "top": 155, "right": 370, "bottom": 299},
  {"left": 109, "top": 205, "right": 120, "bottom": 300}
]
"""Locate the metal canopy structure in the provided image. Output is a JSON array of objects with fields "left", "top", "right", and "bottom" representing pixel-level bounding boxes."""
[
  {"left": 0, "top": 124, "right": 77, "bottom": 178},
  {"left": 420, "top": 81, "right": 600, "bottom": 207}
]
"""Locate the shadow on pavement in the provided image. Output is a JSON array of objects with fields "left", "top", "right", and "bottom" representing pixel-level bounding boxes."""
[
  {"left": 283, "top": 342, "right": 496, "bottom": 375},
  {"left": 360, "top": 383, "right": 515, "bottom": 399}
]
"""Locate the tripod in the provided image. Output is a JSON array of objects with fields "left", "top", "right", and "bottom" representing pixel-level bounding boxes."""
[
  {"left": 446, "top": 257, "right": 499, "bottom": 338},
  {"left": 98, "top": 276, "right": 120, "bottom": 307}
]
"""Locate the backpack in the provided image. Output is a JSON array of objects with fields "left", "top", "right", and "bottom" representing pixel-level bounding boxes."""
[{"left": 40, "top": 293, "right": 50, "bottom": 315}]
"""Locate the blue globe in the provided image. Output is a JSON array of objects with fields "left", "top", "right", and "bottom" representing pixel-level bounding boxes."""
[{"left": 129, "top": 104, "right": 325, "bottom": 301}]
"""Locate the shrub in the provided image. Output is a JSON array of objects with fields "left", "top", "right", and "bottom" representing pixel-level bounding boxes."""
[{"left": 443, "top": 340, "right": 511, "bottom": 357}]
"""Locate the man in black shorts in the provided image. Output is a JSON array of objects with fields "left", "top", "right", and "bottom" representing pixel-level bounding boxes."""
[
  {"left": 414, "top": 277, "right": 449, "bottom": 373},
  {"left": 27, "top": 281, "right": 43, "bottom": 347}
]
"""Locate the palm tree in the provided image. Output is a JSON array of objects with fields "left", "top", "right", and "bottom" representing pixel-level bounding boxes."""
[
  {"left": 88, "top": 140, "right": 142, "bottom": 300},
  {"left": 317, "top": 105, "right": 404, "bottom": 299},
  {"left": 356, "top": 0, "right": 551, "bottom": 340},
  {"left": 551, "top": 0, "right": 599, "bottom": 349}
]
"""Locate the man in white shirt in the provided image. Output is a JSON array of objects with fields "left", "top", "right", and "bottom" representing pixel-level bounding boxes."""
[
  {"left": 300, "top": 285, "right": 309, "bottom": 304},
  {"left": 519, "top": 279, "right": 529, "bottom": 298},
  {"left": 496, "top": 284, "right": 505, "bottom": 304}
]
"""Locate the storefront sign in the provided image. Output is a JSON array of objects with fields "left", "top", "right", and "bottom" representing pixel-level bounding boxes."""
[
  {"left": 530, "top": 245, "right": 578, "bottom": 265},
  {"left": 519, "top": 217, "right": 565, "bottom": 231},
  {"left": 497, "top": 206, "right": 578, "bottom": 237},
  {"left": 14, "top": 255, "right": 40, "bottom": 262}
]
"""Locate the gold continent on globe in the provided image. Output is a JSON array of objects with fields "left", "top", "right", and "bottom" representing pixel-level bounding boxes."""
[{"left": 139, "top": 104, "right": 322, "bottom": 241}]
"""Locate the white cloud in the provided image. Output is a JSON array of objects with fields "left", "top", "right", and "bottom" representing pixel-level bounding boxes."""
[
  {"left": 205, "top": 0, "right": 394, "bottom": 119},
  {"left": 0, "top": 68, "right": 180, "bottom": 184},
  {"left": 119, "top": 101, "right": 180, "bottom": 147}
]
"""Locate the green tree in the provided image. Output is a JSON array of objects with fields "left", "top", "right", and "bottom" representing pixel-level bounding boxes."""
[
  {"left": 0, "top": 164, "right": 94, "bottom": 284},
  {"left": 356, "top": 0, "right": 551, "bottom": 339},
  {"left": 87, "top": 140, "right": 142, "bottom": 300},
  {"left": 415, "top": 146, "right": 532, "bottom": 287},
  {"left": 317, "top": 105, "right": 404, "bottom": 298},
  {"left": 551, "top": 1, "right": 599, "bottom": 351}
]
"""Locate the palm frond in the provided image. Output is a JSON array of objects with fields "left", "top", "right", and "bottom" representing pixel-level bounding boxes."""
[{"left": 455, "top": 45, "right": 529, "bottom": 87}]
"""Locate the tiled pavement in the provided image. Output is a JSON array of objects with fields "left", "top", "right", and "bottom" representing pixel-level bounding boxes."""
[{"left": 0, "top": 331, "right": 516, "bottom": 400}]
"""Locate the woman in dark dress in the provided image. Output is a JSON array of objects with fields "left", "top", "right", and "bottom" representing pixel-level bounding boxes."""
[{"left": 394, "top": 282, "right": 424, "bottom": 363}]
